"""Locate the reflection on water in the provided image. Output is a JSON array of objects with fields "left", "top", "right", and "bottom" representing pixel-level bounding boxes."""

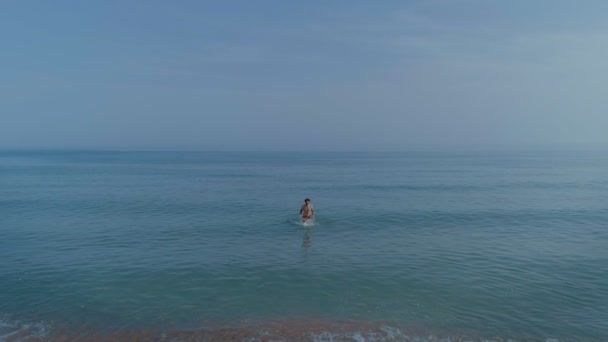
[{"left": 302, "top": 227, "right": 313, "bottom": 248}]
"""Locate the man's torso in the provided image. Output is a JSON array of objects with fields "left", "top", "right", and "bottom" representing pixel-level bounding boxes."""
[{"left": 301, "top": 204, "right": 313, "bottom": 217}]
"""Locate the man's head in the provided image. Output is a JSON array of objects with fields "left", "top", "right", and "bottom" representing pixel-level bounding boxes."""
[{"left": 304, "top": 198, "right": 310, "bottom": 203}]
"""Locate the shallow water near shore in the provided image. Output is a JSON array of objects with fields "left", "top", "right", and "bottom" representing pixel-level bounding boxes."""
[{"left": 1, "top": 149, "right": 607, "bottom": 341}]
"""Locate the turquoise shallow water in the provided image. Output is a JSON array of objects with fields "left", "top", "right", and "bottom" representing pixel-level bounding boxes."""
[{"left": 1, "top": 150, "right": 607, "bottom": 341}]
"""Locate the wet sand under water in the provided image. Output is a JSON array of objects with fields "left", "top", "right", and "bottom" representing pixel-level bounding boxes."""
[{"left": 4, "top": 319, "right": 565, "bottom": 342}]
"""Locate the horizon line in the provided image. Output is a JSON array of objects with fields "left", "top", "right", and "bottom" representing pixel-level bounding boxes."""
[{"left": 1, "top": 143, "right": 607, "bottom": 153}]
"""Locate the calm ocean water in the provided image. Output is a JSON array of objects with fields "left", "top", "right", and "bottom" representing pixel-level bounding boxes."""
[{"left": 1, "top": 150, "right": 607, "bottom": 341}]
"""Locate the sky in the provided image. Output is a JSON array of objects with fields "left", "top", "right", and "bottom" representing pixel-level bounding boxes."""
[{"left": 1, "top": 0, "right": 607, "bottom": 150}]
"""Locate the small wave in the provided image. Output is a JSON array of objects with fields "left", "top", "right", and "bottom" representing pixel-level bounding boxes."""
[
  {"left": 287, "top": 217, "right": 318, "bottom": 227},
  {"left": 0, "top": 319, "right": 582, "bottom": 342},
  {"left": 0, "top": 318, "right": 51, "bottom": 341},
  {"left": 300, "top": 220, "right": 316, "bottom": 227}
]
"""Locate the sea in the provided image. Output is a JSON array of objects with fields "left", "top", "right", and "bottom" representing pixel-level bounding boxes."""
[{"left": 1, "top": 149, "right": 607, "bottom": 341}]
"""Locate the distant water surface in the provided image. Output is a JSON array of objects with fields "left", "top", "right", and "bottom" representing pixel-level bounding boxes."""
[{"left": 1, "top": 150, "right": 607, "bottom": 341}]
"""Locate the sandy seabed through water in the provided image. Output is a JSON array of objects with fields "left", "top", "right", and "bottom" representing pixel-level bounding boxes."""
[{"left": 2, "top": 319, "right": 569, "bottom": 342}]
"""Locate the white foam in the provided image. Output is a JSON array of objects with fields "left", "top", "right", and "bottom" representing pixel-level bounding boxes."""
[
  {"left": 309, "top": 327, "right": 407, "bottom": 342},
  {"left": 379, "top": 325, "right": 403, "bottom": 339},
  {"left": 0, "top": 318, "right": 50, "bottom": 341},
  {"left": 351, "top": 332, "right": 366, "bottom": 342},
  {"left": 295, "top": 218, "right": 316, "bottom": 227}
]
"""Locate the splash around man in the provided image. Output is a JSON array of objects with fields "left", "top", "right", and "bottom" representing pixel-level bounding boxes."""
[{"left": 299, "top": 198, "right": 315, "bottom": 223}]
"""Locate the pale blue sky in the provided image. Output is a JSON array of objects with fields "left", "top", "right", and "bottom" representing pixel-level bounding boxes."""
[{"left": 2, "top": 1, "right": 607, "bottom": 150}]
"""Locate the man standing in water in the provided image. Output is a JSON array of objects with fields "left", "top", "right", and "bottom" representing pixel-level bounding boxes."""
[{"left": 299, "top": 198, "right": 315, "bottom": 222}]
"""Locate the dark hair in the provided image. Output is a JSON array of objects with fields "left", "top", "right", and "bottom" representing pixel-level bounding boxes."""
[{"left": 304, "top": 198, "right": 310, "bottom": 202}]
